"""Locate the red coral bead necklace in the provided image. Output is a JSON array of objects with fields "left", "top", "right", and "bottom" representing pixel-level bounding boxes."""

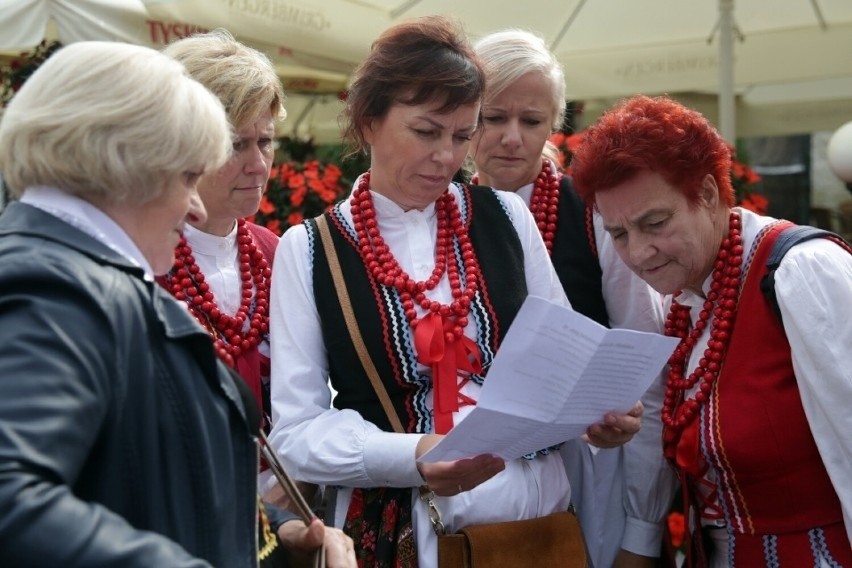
[
  {"left": 662, "top": 211, "right": 743, "bottom": 433},
  {"left": 166, "top": 218, "right": 272, "bottom": 367},
  {"left": 350, "top": 173, "right": 480, "bottom": 338},
  {"left": 472, "top": 158, "right": 561, "bottom": 254}
]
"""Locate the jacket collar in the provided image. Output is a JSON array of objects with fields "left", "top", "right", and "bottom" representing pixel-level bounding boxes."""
[
  {"left": 0, "top": 201, "right": 146, "bottom": 277},
  {"left": 0, "top": 201, "right": 252, "bottom": 429}
]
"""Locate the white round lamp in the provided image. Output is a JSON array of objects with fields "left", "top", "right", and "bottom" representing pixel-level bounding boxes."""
[{"left": 827, "top": 121, "right": 852, "bottom": 182}]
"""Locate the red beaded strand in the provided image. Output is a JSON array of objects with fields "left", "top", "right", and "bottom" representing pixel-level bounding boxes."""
[
  {"left": 350, "top": 173, "right": 481, "bottom": 339},
  {"left": 529, "top": 159, "right": 561, "bottom": 255},
  {"left": 472, "top": 158, "right": 560, "bottom": 254},
  {"left": 166, "top": 219, "right": 271, "bottom": 367},
  {"left": 662, "top": 211, "right": 744, "bottom": 432}
]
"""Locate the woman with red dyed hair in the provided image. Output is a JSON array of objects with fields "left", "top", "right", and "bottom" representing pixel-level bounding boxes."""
[{"left": 572, "top": 95, "right": 852, "bottom": 567}]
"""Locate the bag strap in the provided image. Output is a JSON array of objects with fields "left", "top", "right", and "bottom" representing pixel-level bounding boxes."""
[
  {"left": 316, "top": 214, "right": 449, "bottom": 535},
  {"left": 314, "top": 214, "right": 406, "bottom": 434},
  {"left": 759, "top": 224, "right": 852, "bottom": 321}
]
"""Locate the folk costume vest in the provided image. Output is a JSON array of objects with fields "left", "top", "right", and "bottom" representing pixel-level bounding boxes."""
[
  {"left": 308, "top": 186, "right": 527, "bottom": 567},
  {"left": 549, "top": 176, "right": 608, "bottom": 327},
  {"left": 678, "top": 221, "right": 852, "bottom": 566}
]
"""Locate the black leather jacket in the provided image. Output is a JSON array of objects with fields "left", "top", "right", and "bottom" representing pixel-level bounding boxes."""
[{"left": 0, "top": 203, "right": 258, "bottom": 567}]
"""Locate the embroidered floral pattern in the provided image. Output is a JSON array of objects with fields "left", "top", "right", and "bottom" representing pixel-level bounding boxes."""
[{"left": 343, "top": 488, "right": 417, "bottom": 568}]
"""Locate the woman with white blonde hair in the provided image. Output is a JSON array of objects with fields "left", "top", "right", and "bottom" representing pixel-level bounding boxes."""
[
  {"left": 0, "top": 40, "right": 267, "bottom": 566},
  {"left": 470, "top": 29, "right": 672, "bottom": 568}
]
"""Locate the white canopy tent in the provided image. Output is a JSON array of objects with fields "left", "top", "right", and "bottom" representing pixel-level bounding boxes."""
[
  {"left": 3, "top": 0, "right": 852, "bottom": 143},
  {"left": 138, "top": 0, "right": 852, "bottom": 142},
  {"left": 0, "top": 0, "right": 350, "bottom": 140}
]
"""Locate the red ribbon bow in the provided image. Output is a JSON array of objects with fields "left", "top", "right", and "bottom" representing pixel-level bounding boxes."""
[
  {"left": 413, "top": 312, "right": 482, "bottom": 434},
  {"left": 664, "top": 412, "right": 701, "bottom": 476}
]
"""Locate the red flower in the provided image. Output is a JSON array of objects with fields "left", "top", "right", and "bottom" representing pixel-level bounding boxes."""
[
  {"left": 729, "top": 146, "right": 767, "bottom": 212},
  {"left": 667, "top": 512, "right": 686, "bottom": 549},
  {"left": 739, "top": 192, "right": 769, "bottom": 215},
  {"left": 253, "top": 159, "right": 346, "bottom": 236},
  {"left": 360, "top": 529, "right": 377, "bottom": 551},
  {"left": 290, "top": 185, "right": 306, "bottom": 207},
  {"left": 548, "top": 131, "right": 586, "bottom": 170},
  {"left": 257, "top": 196, "right": 276, "bottom": 215},
  {"left": 287, "top": 172, "right": 305, "bottom": 190}
]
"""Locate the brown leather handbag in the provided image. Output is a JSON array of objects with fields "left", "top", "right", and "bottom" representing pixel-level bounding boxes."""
[
  {"left": 437, "top": 512, "right": 587, "bottom": 567},
  {"left": 419, "top": 487, "right": 587, "bottom": 568}
]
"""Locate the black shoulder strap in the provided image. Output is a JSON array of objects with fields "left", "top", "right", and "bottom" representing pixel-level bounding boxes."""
[{"left": 759, "top": 225, "right": 849, "bottom": 321}]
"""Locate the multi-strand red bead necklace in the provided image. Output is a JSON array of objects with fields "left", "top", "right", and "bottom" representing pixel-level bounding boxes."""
[
  {"left": 351, "top": 173, "right": 481, "bottom": 337},
  {"left": 662, "top": 211, "right": 744, "bottom": 436},
  {"left": 350, "top": 173, "right": 482, "bottom": 433},
  {"left": 165, "top": 219, "right": 271, "bottom": 367},
  {"left": 473, "top": 158, "right": 561, "bottom": 254}
]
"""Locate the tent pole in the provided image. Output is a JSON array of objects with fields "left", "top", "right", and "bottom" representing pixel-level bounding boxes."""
[
  {"left": 291, "top": 97, "right": 318, "bottom": 138},
  {"left": 549, "top": 0, "right": 588, "bottom": 52},
  {"left": 718, "top": 0, "right": 736, "bottom": 142}
]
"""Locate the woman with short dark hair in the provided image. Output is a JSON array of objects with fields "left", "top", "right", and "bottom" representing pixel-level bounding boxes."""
[{"left": 268, "top": 16, "right": 642, "bottom": 566}]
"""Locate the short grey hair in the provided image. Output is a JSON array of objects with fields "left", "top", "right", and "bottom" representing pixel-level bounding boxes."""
[
  {"left": 0, "top": 41, "right": 232, "bottom": 204},
  {"left": 474, "top": 29, "right": 566, "bottom": 131}
]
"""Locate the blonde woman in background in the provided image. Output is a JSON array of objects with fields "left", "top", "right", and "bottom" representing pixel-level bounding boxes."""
[{"left": 161, "top": 30, "right": 356, "bottom": 567}]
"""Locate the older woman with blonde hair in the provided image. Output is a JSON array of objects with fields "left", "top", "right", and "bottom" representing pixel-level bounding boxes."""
[
  {"left": 161, "top": 30, "right": 285, "bottom": 431},
  {"left": 0, "top": 40, "right": 263, "bottom": 565},
  {"left": 160, "top": 30, "right": 356, "bottom": 567},
  {"left": 470, "top": 29, "right": 671, "bottom": 568}
]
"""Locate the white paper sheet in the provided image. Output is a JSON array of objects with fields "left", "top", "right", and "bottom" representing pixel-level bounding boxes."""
[{"left": 418, "top": 295, "right": 679, "bottom": 462}]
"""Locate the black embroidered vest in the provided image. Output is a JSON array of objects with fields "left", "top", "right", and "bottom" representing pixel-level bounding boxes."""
[{"left": 309, "top": 186, "right": 527, "bottom": 434}]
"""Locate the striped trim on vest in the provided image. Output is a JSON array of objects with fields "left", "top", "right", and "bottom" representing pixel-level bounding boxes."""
[
  {"left": 698, "top": 220, "right": 851, "bottom": 566},
  {"left": 308, "top": 185, "right": 527, "bottom": 434}
]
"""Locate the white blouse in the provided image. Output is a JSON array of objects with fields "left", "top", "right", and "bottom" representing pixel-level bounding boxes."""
[
  {"left": 268, "top": 184, "right": 573, "bottom": 567},
  {"left": 183, "top": 223, "right": 275, "bottom": 490}
]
